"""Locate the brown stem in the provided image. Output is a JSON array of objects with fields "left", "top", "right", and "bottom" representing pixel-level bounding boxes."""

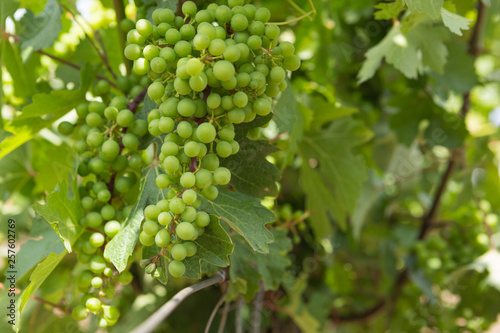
[{"left": 127, "top": 87, "right": 148, "bottom": 113}]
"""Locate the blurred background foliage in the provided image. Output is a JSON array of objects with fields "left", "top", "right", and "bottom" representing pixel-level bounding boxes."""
[{"left": 2, "top": 0, "right": 500, "bottom": 332}]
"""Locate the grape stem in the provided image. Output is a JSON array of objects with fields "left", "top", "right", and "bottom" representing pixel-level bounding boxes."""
[
  {"left": 267, "top": 0, "right": 317, "bottom": 26},
  {"left": 127, "top": 87, "right": 148, "bottom": 113},
  {"left": 130, "top": 271, "right": 227, "bottom": 333},
  {"left": 204, "top": 282, "right": 229, "bottom": 333}
]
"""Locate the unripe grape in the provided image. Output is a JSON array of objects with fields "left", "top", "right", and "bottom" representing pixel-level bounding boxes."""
[
  {"left": 86, "top": 212, "right": 103, "bottom": 228},
  {"left": 169, "top": 197, "right": 186, "bottom": 214},
  {"left": 181, "top": 206, "right": 197, "bottom": 222},
  {"left": 164, "top": 155, "right": 180, "bottom": 173},
  {"left": 101, "top": 205, "right": 115, "bottom": 220},
  {"left": 77, "top": 270, "right": 93, "bottom": 289},
  {"left": 171, "top": 244, "right": 187, "bottom": 260},
  {"left": 176, "top": 222, "right": 196, "bottom": 240},
  {"left": 90, "top": 233, "right": 105, "bottom": 248},
  {"left": 213, "top": 60, "right": 235, "bottom": 81},
  {"left": 86, "top": 297, "right": 102, "bottom": 312},
  {"left": 202, "top": 185, "right": 219, "bottom": 200},
  {"left": 216, "top": 141, "right": 233, "bottom": 158},
  {"left": 184, "top": 242, "right": 197, "bottom": 256},
  {"left": 178, "top": 99, "right": 197, "bottom": 117},
  {"left": 195, "top": 169, "right": 213, "bottom": 189},
  {"left": 231, "top": 13, "right": 248, "bottom": 32},
  {"left": 168, "top": 260, "right": 185, "bottom": 277},
  {"left": 253, "top": 98, "right": 272, "bottom": 116},
  {"left": 207, "top": 93, "right": 221, "bottom": 109},
  {"left": 213, "top": 167, "right": 231, "bottom": 185},
  {"left": 182, "top": 189, "right": 197, "bottom": 205},
  {"left": 58, "top": 121, "right": 74, "bottom": 135},
  {"left": 89, "top": 256, "right": 107, "bottom": 274},
  {"left": 194, "top": 33, "right": 211, "bottom": 50},
  {"left": 133, "top": 58, "right": 150, "bottom": 75},
  {"left": 283, "top": 55, "right": 301, "bottom": 71},
  {"left": 255, "top": 7, "right": 271, "bottom": 23},
  {"left": 201, "top": 153, "right": 219, "bottom": 171},
  {"left": 91, "top": 276, "right": 103, "bottom": 288},
  {"left": 156, "top": 174, "right": 171, "bottom": 189},
  {"left": 145, "top": 205, "right": 162, "bottom": 220},
  {"left": 174, "top": 40, "right": 192, "bottom": 57},
  {"left": 72, "top": 305, "right": 88, "bottom": 321},
  {"left": 140, "top": 231, "right": 156, "bottom": 246},
  {"left": 136, "top": 19, "right": 154, "bottom": 37},
  {"left": 158, "top": 212, "right": 173, "bottom": 226},
  {"left": 103, "top": 306, "right": 120, "bottom": 321},
  {"left": 184, "top": 141, "right": 201, "bottom": 157},
  {"left": 196, "top": 123, "right": 216, "bottom": 143},
  {"left": 186, "top": 58, "right": 203, "bottom": 76},
  {"left": 102, "top": 139, "right": 120, "bottom": 160},
  {"left": 155, "top": 229, "right": 171, "bottom": 247},
  {"left": 117, "top": 109, "right": 135, "bottom": 127},
  {"left": 104, "top": 220, "right": 121, "bottom": 238}
]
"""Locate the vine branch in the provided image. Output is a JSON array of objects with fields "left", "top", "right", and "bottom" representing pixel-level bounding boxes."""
[{"left": 130, "top": 271, "right": 226, "bottom": 333}]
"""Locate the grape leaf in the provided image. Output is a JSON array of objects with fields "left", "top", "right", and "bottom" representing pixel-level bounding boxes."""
[
  {"left": 183, "top": 215, "right": 234, "bottom": 279},
  {"left": 374, "top": 0, "right": 403, "bottom": 20},
  {"left": 358, "top": 20, "right": 448, "bottom": 82},
  {"left": 222, "top": 114, "right": 279, "bottom": 197},
  {"left": 19, "top": 0, "right": 47, "bottom": 14},
  {"left": 229, "top": 229, "right": 292, "bottom": 301},
  {"left": 403, "top": 0, "right": 443, "bottom": 19},
  {"left": 105, "top": 166, "right": 162, "bottom": 272},
  {"left": 2, "top": 40, "right": 36, "bottom": 98},
  {"left": 274, "top": 83, "right": 304, "bottom": 167},
  {"left": 16, "top": 218, "right": 65, "bottom": 280},
  {"left": 20, "top": 0, "right": 62, "bottom": 51},
  {"left": 441, "top": 8, "right": 471, "bottom": 36},
  {"left": 19, "top": 251, "right": 67, "bottom": 317},
  {"left": 389, "top": 92, "right": 467, "bottom": 148},
  {"left": 0, "top": 64, "right": 97, "bottom": 160},
  {"left": 299, "top": 117, "right": 373, "bottom": 238},
  {"left": 32, "top": 174, "right": 83, "bottom": 252},
  {"left": 201, "top": 189, "right": 275, "bottom": 253}
]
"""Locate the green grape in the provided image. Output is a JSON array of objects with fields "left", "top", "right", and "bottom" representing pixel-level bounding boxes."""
[
  {"left": 162, "top": 141, "right": 179, "bottom": 156},
  {"left": 159, "top": 47, "right": 176, "bottom": 63},
  {"left": 86, "top": 297, "right": 102, "bottom": 312},
  {"left": 102, "top": 139, "right": 120, "bottom": 160},
  {"left": 90, "top": 233, "right": 105, "bottom": 248},
  {"left": 169, "top": 197, "right": 186, "bottom": 214},
  {"left": 77, "top": 270, "right": 93, "bottom": 288},
  {"left": 91, "top": 276, "right": 103, "bottom": 288},
  {"left": 148, "top": 82, "right": 165, "bottom": 100},
  {"left": 174, "top": 41, "right": 192, "bottom": 57},
  {"left": 177, "top": 121, "right": 193, "bottom": 138},
  {"left": 180, "top": 24, "right": 196, "bottom": 40},
  {"left": 195, "top": 169, "right": 212, "bottom": 188},
  {"left": 145, "top": 205, "right": 162, "bottom": 220},
  {"left": 103, "top": 306, "right": 120, "bottom": 321},
  {"left": 253, "top": 98, "right": 272, "bottom": 116},
  {"left": 201, "top": 185, "right": 218, "bottom": 200},
  {"left": 81, "top": 196, "right": 94, "bottom": 210},
  {"left": 171, "top": 244, "right": 187, "bottom": 260},
  {"left": 143, "top": 45, "right": 160, "bottom": 60},
  {"left": 181, "top": 206, "right": 197, "bottom": 222},
  {"left": 58, "top": 121, "right": 74, "bottom": 135},
  {"left": 178, "top": 99, "right": 196, "bottom": 117},
  {"left": 101, "top": 205, "right": 115, "bottom": 220},
  {"left": 158, "top": 212, "right": 173, "bottom": 226},
  {"left": 89, "top": 256, "right": 107, "bottom": 274},
  {"left": 184, "top": 242, "right": 197, "bottom": 257},
  {"left": 189, "top": 74, "right": 208, "bottom": 92},
  {"left": 168, "top": 260, "right": 185, "bottom": 277},
  {"left": 247, "top": 35, "right": 262, "bottom": 50},
  {"left": 213, "top": 60, "right": 235, "bottom": 81},
  {"left": 182, "top": 189, "right": 197, "bottom": 205},
  {"left": 104, "top": 221, "right": 121, "bottom": 238},
  {"left": 180, "top": 172, "right": 196, "bottom": 188},
  {"left": 283, "top": 55, "right": 301, "bottom": 71},
  {"left": 215, "top": 5, "right": 232, "bottom": 23},
  {"left": 86, "top": 212, "right": 103, "bottom": 228},
  {"left": 184, "top": 141, "right": 200, "bottom": 157},
  {"left": 186, "top": 58, "right": 203, "bottom": 76},
  {"left": 156, "top": 174, "right": 171, "bottom": 189},
  {"left": 195, "top": 211, "right": 210, "bottom": 227},
  {"left": 140, "top": 231, "right": 156, "bottom": 246},
  {"left": 176, "top": 222, "right": 196, "bottom": 240},
  {"left": 164, "top": 155, "right": 180, "bottom": 173},
  {"left": 72, "top": 305, "right": 88, "bottom": 321},
  {"left": 117, "top": 109, "right": 135, "bottom": 127},
  {"left": 216, "top": 141, "right": 233, "bottom": 158},
  {"left": 155, "top": 229, "right": 171, "bottom": 247},
  {"left": 86, "top": 113, "right": 102, "bottom": 127},
  {"left": 128, "top": 154, "right": 142, "bottom": 170},
  {"left": 213, "top": 167, "right": 231, "bottom": 185},
  {"left": 194, "top": 33, "right": 211, "bottom": 50},
  {"left": 133, "top": 58, "right": 150, "bottom": 75},
  {"left": 231, "top": 13, "right": 248, "bottom": 32},
  {"left": 209, "top": 39, "right": 226, "bottom": 56},
  {"left": 201, "top": 153, "right": 219, "bottom": 171},
  {"left": 122, "top": 133, "right": 139, "bottom": 151},
  {"left": 159, "top": 117, "right": 175, "bottom": 134},
  {"left": 89, "top": 158, "right": 105, "bottom": 174},
  {"left": 228, "top": 108, "right": 245, "bottom": 124},
  {"left": 136, "top": 19, "right": 154, "bottom": 37},
  {"left": 207, "top": 93, "right": 221, "bottom": 109},
  {"left": 196, "top": 123, "right": 216, "bottom": 143},
  {"left": 255, "top": 7, "right": 271, "bottom": 23},
  {"left": 223, "top": 45, "right": 241, "bottom": 63},
  {"left": 117, "top": 271, "right": 133, "bottom": 284},
  {"left": 221, "top": 76, "right": 237, "bottom": 90},
  {"left": 231, "top": 140, "right": 240, "bottom": 154},
  {"left": 76, "top": 103, "right": 89, "bottom": 119},
  {"left": 97, "top": 189, "right": 111, "bottom": 202}
]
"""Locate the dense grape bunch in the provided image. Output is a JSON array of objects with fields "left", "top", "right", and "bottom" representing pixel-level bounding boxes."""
[
  {"left": 125, "top": 0, "right": 301, "bottom": 278},
  {"left": 60, "top": 76, "right": 152, "bottom": 327}
]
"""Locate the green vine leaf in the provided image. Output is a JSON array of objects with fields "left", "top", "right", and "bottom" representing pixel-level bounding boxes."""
[
  {"left": 184, "top": 215, "right": 234, "bottom": 279},
  {"left": 104, "top": 166, "right": 161, "bottom": 272},
  {"left": 19, "top": 0, "right": 62, "bottom": 51},
  {"left": 201, "top": 189, "right": 275, "bottom": 253},
  {"left": 229, "top": 229, "right": 292, "bottom": 301},
  {"left": 33, "top": 174, "right": 83, "bottom": 252},
  {"left": 403, "top": 0, "right": 443, "bottom": 19}
]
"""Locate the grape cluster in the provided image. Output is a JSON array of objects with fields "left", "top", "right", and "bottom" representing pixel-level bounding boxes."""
[
  {"left": 123, "top": 0, "right": 300, "bottom": 278},
  {"left": 59, "top": 80, "right": 152, "bottom": 326}
]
